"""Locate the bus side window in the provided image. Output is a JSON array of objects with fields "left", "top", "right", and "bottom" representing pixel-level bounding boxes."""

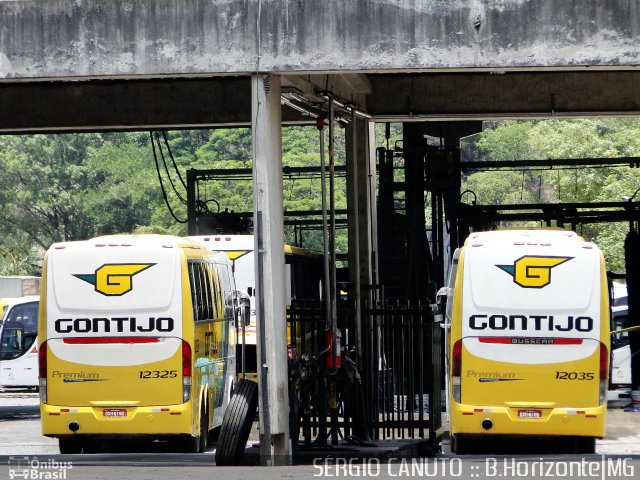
[
  {"left": 218, "top": 264, "right": 234, "bottom": 320},
  {"left": 188, "top": 262, "right": 200, "bottom": 322},
  {"left": 0, "top": 303, "right": 38, "bottom": 359},
  {"left": 200, "top": 263, "right": 212, "bottom": 321},
  {"left": 444, "top": 249, "right": 460, "bottom": 325},
  {"left": 1, "top": 324, "right": 24, "bottom": 360},
  {"left": 203, "top": 263, "right": 213, "bottom": 320},
  {"left": 211, "top": 263, "right": 220, "bottom": 320},
  {"left": 210, "top": 263, "right": 221, "bottom": 319}
]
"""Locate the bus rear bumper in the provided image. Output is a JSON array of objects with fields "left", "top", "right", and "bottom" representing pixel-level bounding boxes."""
[
  {"left": 449, "top": 404, "right": 606, "bottom": 438},
  {"left": 41, "top": 402, "right": 193, "bottom": 437}
]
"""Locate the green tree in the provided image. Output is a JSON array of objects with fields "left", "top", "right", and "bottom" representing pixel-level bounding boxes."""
[
  {"left": 0, "top": 134, "right": 102, "bottom": 249},
  {"left": 466, "top": 118, "right": 640, "bottom": 271}
]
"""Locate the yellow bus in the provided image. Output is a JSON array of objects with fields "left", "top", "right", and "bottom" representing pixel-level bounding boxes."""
[
  {"left": 188, "top": 235, "right": 324, "bottom": 382},
  {"left": 39, "top": 234, "right": 238, "bottom": 454},
  {"left": 446, "top": 229, "right": 610, "bottom": 454}
]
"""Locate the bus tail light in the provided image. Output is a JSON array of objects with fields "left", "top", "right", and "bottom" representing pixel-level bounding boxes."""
[
  {"left": 452, "top": 339, "right": 462, "bottom": 403},
  {"left": 39, "top": 341, "right": 47, "bottom": 403},
  {"left": 599, "top": 342, "right": 608, "bottom": 405},
  {"left": 182, "top": 340, "right": 192, "bottom": 403}
]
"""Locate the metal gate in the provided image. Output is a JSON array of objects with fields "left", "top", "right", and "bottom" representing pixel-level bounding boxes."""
[
  {"left": 361, "top": 300, "right": 443, "bottom": 451},
  {"left": 287, "top": 298, "right": 443, "bottom": 453}
]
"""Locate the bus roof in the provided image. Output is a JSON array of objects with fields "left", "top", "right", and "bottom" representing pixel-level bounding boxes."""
[
  {"left": 188, "top": 234, "right": 322, "bottom": 258},
  {"left": 464, "top": 228, "right": 582, "bottom": 245},
  {"left": 51, "top": 234, "right": 207, "bottom": 251}
]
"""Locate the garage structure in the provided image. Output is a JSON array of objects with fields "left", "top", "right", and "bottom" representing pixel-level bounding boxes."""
[{"left": 1, "top": 0, "right": 640, "bottom": 463}]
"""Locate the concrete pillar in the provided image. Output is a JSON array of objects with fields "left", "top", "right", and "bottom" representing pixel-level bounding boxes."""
[
  {"left": 251, "top": 73, "right": 290, "bottom": 464},
  {"left": 403, "top": 122, "right": 430, "bottom": 299},
  {"left": 346, "top": 116, "right": 375, "bottom": 357},
  {"left": 346, "top": 115, "right": 376, "bottom": 439}
]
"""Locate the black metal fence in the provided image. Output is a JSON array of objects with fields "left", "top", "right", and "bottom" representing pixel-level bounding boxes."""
[
  {"left": 287, "top": 298, "right": 443, "bottom": 452},
  {"left": 362, "top": 300, "right": 442, "bottom": 449}
]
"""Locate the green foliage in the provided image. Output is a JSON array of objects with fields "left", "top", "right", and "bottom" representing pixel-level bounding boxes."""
[
  {"left": 476, "top": 121, "right": 543, "bottom": 161},
  {"left": 3, "top": 118, "right": 638, "bottom": 276},
  {"left": 0, "top": 125, "right": 348, "bottom": 273},
  {"left": 465, "top": 118, "right": 640, "bottom": 271}
]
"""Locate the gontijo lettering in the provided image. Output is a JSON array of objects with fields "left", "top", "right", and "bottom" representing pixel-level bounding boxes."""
[
  {"left": 73, "top": 263, "right": 155, "bottom": 296},
  {"left": 468, "top": 314, "right": 594, "bottom": 332},
  {"left": 54, "top": 317, "right": 174, "bottom": 333}
]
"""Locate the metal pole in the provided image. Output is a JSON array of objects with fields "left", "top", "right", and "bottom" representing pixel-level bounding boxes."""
[
  {"left": 328, "top": 98, "right": 339, "bottom": 446},
  {"left": 351, "top": 107, "right": 363, "bottom": 365},
  {"left": 319, "top": 121, "right": 331, "bottom": 326},
  {"left": 329, "top": 99, "right": 338, "bottom": 343},
  {"left": 318, "top": 118, "right": 330, "bottom": 447}
]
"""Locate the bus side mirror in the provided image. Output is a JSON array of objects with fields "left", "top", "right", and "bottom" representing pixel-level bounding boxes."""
[
  {"left": 243, "top": 305, "right": 251, "bottom": 326},
  {"left": 238, "top": 294, "right": 251, "bottom": 326}
]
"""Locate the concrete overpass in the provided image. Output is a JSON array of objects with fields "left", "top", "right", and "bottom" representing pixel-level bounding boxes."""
[
  {"left": 0, "top": 0, "right": 638, "bottom": 130},
  {"left": 1, "top": 0, "right": 639, "bottom": 463}
]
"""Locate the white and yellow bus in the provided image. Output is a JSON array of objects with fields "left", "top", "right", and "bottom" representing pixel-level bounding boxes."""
[
  {"left": 446, "top": 229, "right": 610, "bottom": 454},
  {"left": 39, "top": 234, "right": 237, "bottom": 454},
  {"left": 0, "top": 296, "right": 40, "bottom": 389},
  {"left": 188, "top": 234, "right": 323, "bottom": 382}
]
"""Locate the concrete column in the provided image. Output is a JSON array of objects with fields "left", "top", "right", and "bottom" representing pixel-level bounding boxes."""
[
  {"left": 346, "top": 116, "right": 375, "bottom": 358},
  {"left": 251, "top": 73, "right": 290, "bottom": 464},
  {"left": 346, "top": 116, "right": 377, "bottom": 439}
]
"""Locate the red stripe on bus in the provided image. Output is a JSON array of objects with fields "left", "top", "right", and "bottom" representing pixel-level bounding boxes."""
[
  {"left": 477, "top": 337, "right": 583, "bottom": 345},
  {"left": 63, "top": 337, "right": 160, "bottom": 344}
]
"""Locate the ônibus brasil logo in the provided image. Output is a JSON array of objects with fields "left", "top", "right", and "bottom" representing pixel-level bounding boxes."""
[
  {"left": 496, "top": 255, "right": 572, "bottom": 288},
  {"left": 74, "top": 263, "right": 155, "bottom": 296}
]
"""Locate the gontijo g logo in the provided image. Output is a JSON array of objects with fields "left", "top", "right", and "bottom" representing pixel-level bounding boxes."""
[
  {"left": 74, "top": 263, "right": 155, "bottom": 296},
  {"left": 496, "top": 256, "right": 572, "bottom": 288}
]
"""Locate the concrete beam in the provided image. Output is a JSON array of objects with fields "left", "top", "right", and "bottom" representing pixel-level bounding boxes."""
[
  {"left": 1, "top": 1, "right": 639, "bottom": 80},
  {"left": 2, "top": 71, "right": 639, "bottom": 134},
  {"left": 0, "top": 77, "right": 318, "bottom": 132},
  {"left": 366, "top": 72, "right": 640, "bottom": 119}
]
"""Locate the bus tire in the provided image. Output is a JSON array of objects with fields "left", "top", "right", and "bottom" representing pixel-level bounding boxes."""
[
  {"left": 451, "top": 434, "right": 469, "bottom": 455},
  {"left": 173, "top": 433, "right": 201, "bottom": 453},
  {"left": 199, "top": 406, "right": 209, "bottom": 452},
  {"left": 215, "top": 379, "right": 258, "bottom": 466},
  {"left": 208, "top": 425, "right": 221, "bottom": 442},
  {"left": 575, "top": 437, "right": 596, "bottom": 454},
  {"left": 58, "top": 438, "right": 83, "bottom": 454},
  {"left": 83, "top": 439, "right": 101, "bottom": 454}
]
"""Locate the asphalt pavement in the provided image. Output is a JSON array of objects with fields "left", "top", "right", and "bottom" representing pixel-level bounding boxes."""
[{"left": 0, "top": 388, "right": 639, "bottom": 480}]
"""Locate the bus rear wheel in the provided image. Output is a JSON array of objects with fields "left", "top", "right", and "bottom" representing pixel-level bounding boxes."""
[
  {"left": 215, "top": 379, "right": 258, "bottom": 466},
  {"left": 575, "top": 437, "right": 596, "bottom": 454},
  {"left": 450, "top": 434, "right": 470, "bottom": 455},
  {"left": 173, "top": 433, "right": 201, "bottom": 453},
  {"left": 58, "top": 438, "right": 83, "bottom": 454},
  {"left": 199, "top": 406, "right": 209, "bottom": 452}
]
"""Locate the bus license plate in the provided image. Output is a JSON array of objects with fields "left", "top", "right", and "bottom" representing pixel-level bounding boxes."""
[
  {"left": 103, "top": 409, "right": 127, "bottom": 418},
  {"left": 518, "top": 409, "right": 542, "bottom": 419}
]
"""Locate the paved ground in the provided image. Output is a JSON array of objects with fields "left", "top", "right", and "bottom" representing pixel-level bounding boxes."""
[{"left": 0, "top": 387, "right": 638, "bottom": 457}]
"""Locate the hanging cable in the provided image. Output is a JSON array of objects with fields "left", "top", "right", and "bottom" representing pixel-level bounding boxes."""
[
  {"left": 154, "top": 132, "right": 187, "bottom": 205},
  {"left": 150, "top": 131, "right": 187, "bottom": 224},
  {"left": 161, "top": 131, "right": 187, "bottom": 189}
]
